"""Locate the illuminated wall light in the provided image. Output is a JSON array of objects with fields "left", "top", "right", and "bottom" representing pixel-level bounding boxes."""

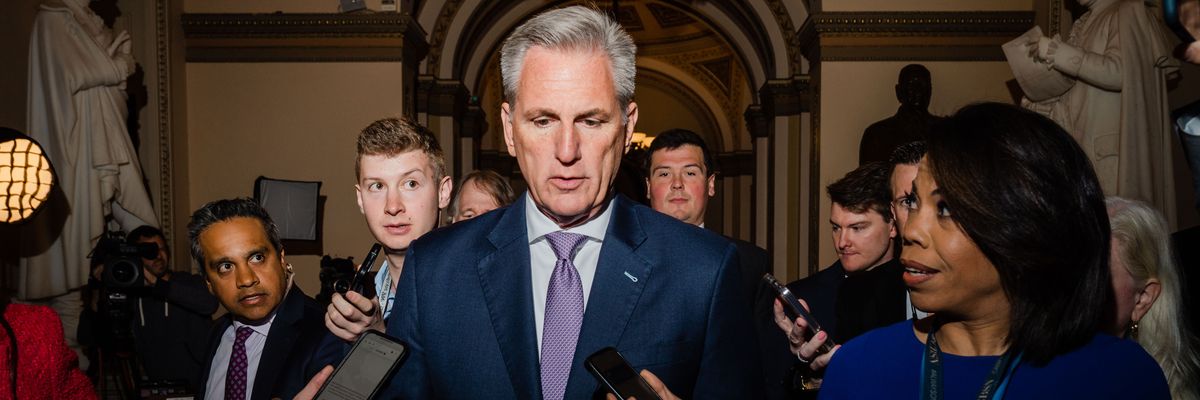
[
  {"left": 0, "top": 128, "right": 55, "bottom": 224},
  {"left": 631, "top": 132, "right": 655, "bottom": 149}
]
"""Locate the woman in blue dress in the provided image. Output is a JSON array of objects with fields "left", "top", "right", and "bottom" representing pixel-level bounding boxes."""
[{"left": 817, "top": 102, "right": 1169, "bottom": 399}]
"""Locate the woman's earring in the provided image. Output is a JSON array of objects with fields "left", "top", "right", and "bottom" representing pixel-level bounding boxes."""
[{"left": 286, "top": 263, "right": 294, "bottom": 274}]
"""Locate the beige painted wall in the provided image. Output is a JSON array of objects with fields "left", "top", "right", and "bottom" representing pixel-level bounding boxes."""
[
  {"left": 186, "top": 62, "right": 407, "bottom": 294},
  {"left": 0, "top": 0, "right": 41, "bottom": 132},
  {"left": 823, "top": 0, "right": 1033, "bottom": 12},
  {"left": 816, "top": 61, "right": 1016, "bottom": 268}
]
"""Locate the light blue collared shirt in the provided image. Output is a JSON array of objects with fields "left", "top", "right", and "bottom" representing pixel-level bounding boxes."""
[{"left": 1180, "top": 114, "right": 1200, "bottom": 136}]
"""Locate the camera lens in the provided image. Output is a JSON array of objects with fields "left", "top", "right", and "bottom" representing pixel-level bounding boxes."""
[
  {"left": 333, "top": 279, "right": 350, "bottom": 294},
  {"left": 110, "top": 259, "right": 140, "bottom": 287}
]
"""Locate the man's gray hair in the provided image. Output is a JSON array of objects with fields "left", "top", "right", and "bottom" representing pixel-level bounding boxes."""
[{"left": 500, "top": 6, "right": 636, "bottom": 118}]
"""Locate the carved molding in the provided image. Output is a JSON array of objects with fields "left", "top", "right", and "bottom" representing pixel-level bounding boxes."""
[
  {"left": 426, "top": 0, "right": 465, "bottom": 74},
  {"left": 744, "top": 105, "right": 768, "bottom": 139},
  {"left": 416, "top": 76, "right": 469, "bottom": 117},
  {"left": 156, "top": 0, "right": 174, "bottom": 247},
  {"left": 715, "top": 151, "right": 755, "bottom": 176},
  {"left": 460, "top": 104, "right": 488, "bottom": 139},
  {"left": 759, "top": 76, "right": 809, "bottom": 117},
  {"left": 798, "top": 11, "right": 1035, "bottom": 61},
  {"left": 657, "top": 47, "right": 748, "bottom": 142},
  {"left": 765, "top": 0, "right": 803, "bottom": 76},
  {"left": 182, "top": 13, "right": 429, "bottom": 62},
  {"left": 638, "top": 69, "right": 723, "bottom": 150},
  {"left": 1049, "top": 0, "right": 1063, "bottom": 35}
]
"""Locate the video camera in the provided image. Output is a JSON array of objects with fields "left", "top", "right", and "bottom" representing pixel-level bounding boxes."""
[
  {"left": 87, "top": 232, "right": 159, "bottom": 354},
  {"left": 90, "top": 232, "right": 159, "bottom": 290}
]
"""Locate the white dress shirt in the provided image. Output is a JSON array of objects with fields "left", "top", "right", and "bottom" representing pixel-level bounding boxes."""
[
  {"left": 525, "top": 195, "right": 615, "bottom": 355},
  {"left": 205, "top": 312, "right": 276, "bottom": 400}
]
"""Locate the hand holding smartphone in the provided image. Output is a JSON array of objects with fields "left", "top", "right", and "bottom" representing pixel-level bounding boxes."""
[
  {"left": 762, "top": 273, "right": 835, "bottom": 354},
  {"left": 585, "top": 347, "right": 662, "bottom": 400},
  {"left": 314, "top": 330, "right": 408, "bottom": 400}
]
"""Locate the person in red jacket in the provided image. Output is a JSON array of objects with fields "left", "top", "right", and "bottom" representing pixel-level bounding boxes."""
[{"left": 0, "top": 298, "right": 97, "bottom": 400}]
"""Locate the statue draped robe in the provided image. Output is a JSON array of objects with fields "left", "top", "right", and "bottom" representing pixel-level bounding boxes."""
[
  {"left": 23, "top": 0, "right": 157, "bottom": 299},
  {"left": 1020, "top": 0, "right": 1178, "bottom": 225}
]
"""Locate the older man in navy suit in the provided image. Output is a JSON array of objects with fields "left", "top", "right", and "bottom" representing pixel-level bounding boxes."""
[{"left": 378, "top": 5, "right": 760, "bottom": 400}]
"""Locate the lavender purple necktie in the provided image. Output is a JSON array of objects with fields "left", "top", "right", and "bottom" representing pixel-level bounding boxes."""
[
  {"left": 541, "top": 231, "right": 589, "bottom": 400},
  {"left": 225, "top": 326, "right": 253, "bottom": 400}
]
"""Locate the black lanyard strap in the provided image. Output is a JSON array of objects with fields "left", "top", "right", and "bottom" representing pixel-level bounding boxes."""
[{"left": 920, "top": 322, "right": 1023, "bottom": 400}]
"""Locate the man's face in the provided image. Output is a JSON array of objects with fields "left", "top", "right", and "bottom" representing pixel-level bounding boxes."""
[
  {"left": 356, "top": 151, "right": 452, "bottom": 253},
  {"left": 137, "top": 235, "right": 169, "bottom": 278},
  {"left": 646, "top": 145, "right": 715, "bottom": 226},
  {"left": 502, "top": 46, "right": 637, "bottom": 227},
  {"left": 890, "top": 163, "right": 919, "bottom": 230},
  {"left": 453, "top": 181, "right": 502, "bottom": 223},
  {"left": 200, "top": 217, "right": 289, "bottom": 324},
  {"left": 831, "top": 203, "right": 896, "bottom": 273}
]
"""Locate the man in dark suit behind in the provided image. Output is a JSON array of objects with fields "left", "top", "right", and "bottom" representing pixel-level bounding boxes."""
[
  {"left": 642, "top": 128, "right": 769, "bottom": 306},
  {"left": 380, "top": 5, "right": 760, "bottom": 399},
  {"left": 787, "top": 162, "right": 907, "bottom": 344},
  {"left": 642, "top": 128, "right": 786, "bottom": 398},
  {"left": 765, "top": 162, "right": 909, "bottom": 397},
  {"left": 189, "top": 198, "right": 327, "bottom": 400}
]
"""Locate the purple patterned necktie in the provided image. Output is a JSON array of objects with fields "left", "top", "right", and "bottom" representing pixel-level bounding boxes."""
[
  {"left": 540, "top": 231, "right": 589, "bottom": 400},
  {"left": 225, "top": 326, "right": 253, "bottom": 400}
]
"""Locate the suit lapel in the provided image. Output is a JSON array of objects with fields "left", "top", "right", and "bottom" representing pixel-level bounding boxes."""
[
  {"left": 565, "top": 196, "right": 651, "bottom": 399},
  {"left": 479, "top": 197, "right": 541, "bottom": 399},
  {"left": 200, "top": 316, "right": 233, "bottom": 400},
  {"left": 251, "top": 285, "right": 304, "bottom": 400}
]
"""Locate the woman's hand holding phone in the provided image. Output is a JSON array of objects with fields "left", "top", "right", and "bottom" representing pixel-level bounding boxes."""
[{"left": 772, "top": 298, "right": 839, "bottom": 372}]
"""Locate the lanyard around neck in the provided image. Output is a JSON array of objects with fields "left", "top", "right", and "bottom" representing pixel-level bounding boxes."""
[
  {"left": 378, "top": 265, "right": 395, "bottom": 319},
  {"left": 920, "top": 322, "right": 1022, "bottom": 400}
]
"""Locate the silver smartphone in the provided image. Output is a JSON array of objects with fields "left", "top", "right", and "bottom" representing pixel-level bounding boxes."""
[{"left": 762, "top": 273, "right": 835, "bottom": 353}]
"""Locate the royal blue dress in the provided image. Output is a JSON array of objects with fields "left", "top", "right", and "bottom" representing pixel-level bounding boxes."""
[{"left": 818, "top": 321, "right": 1168, "bottom": 399}]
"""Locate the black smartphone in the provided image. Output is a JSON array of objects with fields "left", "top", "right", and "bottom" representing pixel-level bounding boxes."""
[
  {"left": 1165, "top": 0, "right": 1198, "bottom": 42},
  {"left": 334, "top": 243, "right": 382, "bottom": 298},
  {"left": 762, "top": 273, "right": 835, "bottom": 354},
  {"left": 585, "top": 347, "right": 662, "bottom": 400},
  {"left": 314, "top": 330, "right": 408, "bottom": 400}
]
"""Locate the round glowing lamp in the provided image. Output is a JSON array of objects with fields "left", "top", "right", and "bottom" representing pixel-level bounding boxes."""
[{"left": 0, "top": 127, "right": 55, "bottom": 223}]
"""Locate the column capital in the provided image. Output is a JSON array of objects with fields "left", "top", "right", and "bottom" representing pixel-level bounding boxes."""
[{"left": 758, "top": 76, "right": 809, "bottom": 117}]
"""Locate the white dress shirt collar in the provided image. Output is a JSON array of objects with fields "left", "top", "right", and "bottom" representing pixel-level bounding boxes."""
[
  {"left": 524, "top": 194, "right": 615, "bottom": 355},
  {"left": 524, "top": 194, "right": 614, "bottom": 244},
  {"left": 206, "top": 309, "right": 278, "bottom": 400}
]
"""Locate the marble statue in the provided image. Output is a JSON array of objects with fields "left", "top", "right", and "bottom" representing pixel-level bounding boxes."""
[
  {"left": 1006, "top": 0, "right": 1179, "bottom": 225},
  {"left": 24, "top": 0, "right": 158, "bottom": 300}
]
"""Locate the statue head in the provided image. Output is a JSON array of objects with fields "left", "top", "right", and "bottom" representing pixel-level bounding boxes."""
[{"left": 896, "top": 64, "right": 932, "bottom": 110}]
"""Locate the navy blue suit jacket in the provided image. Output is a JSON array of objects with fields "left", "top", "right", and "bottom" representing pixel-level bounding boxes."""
[
  {"left": 383, "top": 194, "right": 762, "bottom": 399},
  {"left": 197, "top": 285, "right": 327, "bottom": 400}
]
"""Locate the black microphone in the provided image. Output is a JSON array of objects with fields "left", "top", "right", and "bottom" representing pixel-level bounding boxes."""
[{"left": 334, "top": 243, "right": 382, "bottom": 299}]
